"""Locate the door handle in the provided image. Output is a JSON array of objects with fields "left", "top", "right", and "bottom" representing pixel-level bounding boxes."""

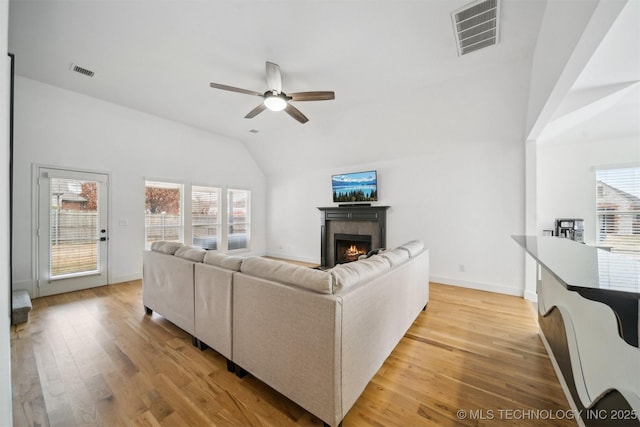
[{"left": 100, "top": 237, "right": 108, "bottom": 241}]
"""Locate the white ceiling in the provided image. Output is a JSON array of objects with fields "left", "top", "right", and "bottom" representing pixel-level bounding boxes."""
[
  {"left": 9, "top": 0, "right": 634, "bottom": 175},
  {"left": 540, "top": 0, "right": 640, "bottom": 143}
]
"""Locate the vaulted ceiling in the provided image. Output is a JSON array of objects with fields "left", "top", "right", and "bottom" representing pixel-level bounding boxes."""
[
  {"left": 538, "top": 0, "right": 640, "bottom": 143},
  {"left": 8, "top": 1, "right": 637, "bottom": 175}
]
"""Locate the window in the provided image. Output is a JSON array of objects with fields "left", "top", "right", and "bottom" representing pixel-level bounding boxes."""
[
  {"left": 191, "top": 186, "right": 221, "bottom": 250},
  {"left": 143, "top": 182, "right": 250, "bottom": 252},
  {"left": 49, "top": 177, "right": 100, "bottom": 278},
  {"left": 227, "top": 189, "right": 250, "bottom": 250},
  {"left": 596, "top": 167, "right": 640, "bottom": 260},
  {"left": 145, "top": 180, "right": 183, "bottom": 248}
]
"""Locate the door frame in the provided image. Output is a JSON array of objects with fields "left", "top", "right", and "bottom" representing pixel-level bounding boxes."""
[{"left": 32, "top": 164, "right": 112, "bottom": 297}]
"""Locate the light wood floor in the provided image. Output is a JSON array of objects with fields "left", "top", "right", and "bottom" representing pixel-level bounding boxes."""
[{"left": 11, "top": 281, "right": 576, "bottom": 427}]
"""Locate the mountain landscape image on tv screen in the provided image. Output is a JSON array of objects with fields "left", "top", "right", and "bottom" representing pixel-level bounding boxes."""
[{"left": 332, "top": 171, "right": 377, "bottom": 202}]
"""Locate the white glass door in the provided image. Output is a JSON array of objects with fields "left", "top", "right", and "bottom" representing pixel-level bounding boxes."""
[{"left": 37, "top": 168, "right": 109, "bottom": 296}]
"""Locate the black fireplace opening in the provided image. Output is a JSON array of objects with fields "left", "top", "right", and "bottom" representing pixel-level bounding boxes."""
[{"left": 335, "top": 233, "right": 372, "bottom": 265}]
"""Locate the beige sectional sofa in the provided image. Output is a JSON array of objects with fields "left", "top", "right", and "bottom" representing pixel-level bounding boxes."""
[
  {"left": 193, "top": 252, "right": 243, "bottom": 361},
  {"left": 143, "top": 241, "right": 242, "bottom": 362},
  {"left": 142, "top": 240, "right": 429, "bottom": 427},
  {"left": 142, "top": 241, "right": 202, "bottom": 336}
]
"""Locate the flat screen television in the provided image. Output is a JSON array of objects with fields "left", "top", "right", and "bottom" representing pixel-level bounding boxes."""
[{"left": 332, "top": 170, "right": 378, "bottom": 203}]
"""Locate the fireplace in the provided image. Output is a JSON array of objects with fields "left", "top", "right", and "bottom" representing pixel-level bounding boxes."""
[
  {"left": 318, "top": 205, "right": 389, "bottom": 268},
  {"left": 335, "top": 233, "right": 372, "bottom": 264}
]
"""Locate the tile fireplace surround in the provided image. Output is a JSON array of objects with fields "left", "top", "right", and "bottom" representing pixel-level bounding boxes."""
[{"left": 318, "top": 206, "right": 389, "bottom": 268}]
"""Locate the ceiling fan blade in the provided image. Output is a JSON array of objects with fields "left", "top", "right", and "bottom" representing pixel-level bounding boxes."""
[
  {"left": 265, "top": 62, "right": 282, "bottom": 94},
  {"left": 289, "top": 91, "right": 335, "bottom": 102},
  {"left": 245, "top": 103, "right": 267, "bottom": 119},
  {"left": 284, "top": 103, "right": 309, "bottom": 124},
  {"left": 210, "top": 82, "right": 263, "bottom": 97}
]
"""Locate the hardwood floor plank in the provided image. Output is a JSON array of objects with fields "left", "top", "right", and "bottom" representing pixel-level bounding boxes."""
[
  {"left": 100, "top": 370, "right": 149, "bottom": 421},
  {"left": 30, "top": 330, "right": 78, "bottom": 427},
  {"left": 44, "top": 308, "right": 109, "bottom": 427},
  {"left": 131, "top": 410, "right": 163, "bottom": 427},
  {"left": 142, "top": 389, "right": 174, "bottom": 423},
  {"left": 149, "top": 373, "right": 213, "bottom": 426},
  {"left": 11, "top": 281, "right": 576, "bottom": 427}
]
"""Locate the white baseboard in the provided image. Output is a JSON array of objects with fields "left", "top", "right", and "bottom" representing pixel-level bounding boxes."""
[
  {"left": 430, "top": 275, "right": 524, "bottom": 297},
  {"left": 13, "top": 274, "right": 143, "bottom": 297},
  {"left": 524, "top": 289, "right": 538, "bottom": 302},
  {"left": 109, "top": 273, "right": 142, "bottom": 284}
]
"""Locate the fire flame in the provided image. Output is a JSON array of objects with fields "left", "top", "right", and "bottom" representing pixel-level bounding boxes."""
[{"left": 343, "top": 245, "right": 367, "bottom": 263}]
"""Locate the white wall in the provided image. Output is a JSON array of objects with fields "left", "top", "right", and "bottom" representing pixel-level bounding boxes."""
[
  {"left": 1, "top": 0, "right": 13, "bottom": 423},
  {"left": 526, "top": 0, "right": 602, "bottom": 139},
  {"left": 537, "top": 136, "right": 639, "bottom": 244},
  {"left": 268, "top": 140, "right": 525, "bottom": 296},
  {"left": 266, "top": 57, "right": 531, "bottom": 297},
  {"left": 12, "top": 77, "right": 266, "bottom": 296}
]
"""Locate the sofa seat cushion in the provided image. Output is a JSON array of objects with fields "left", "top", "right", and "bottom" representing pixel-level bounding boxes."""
[
  {"left": 380, "top": 248, "right": 410, "bottom": 267},
  {"left": 174, "top": 245, "right": 206, "bottom": 262},
  {"left": 399, "top": 240, "right": 424, "bottom": 258},
  {"left": 203, "top": 252, "right": 243, "bottom": 271},
  {"left": 151, "top": 240, "right": 184, "bottom": 255},
  {"left": 330, "top": 255, "right": 391, "bottom": 293},
  {"left": 240, "top": 257, "right": 333, "bottom": 294}
]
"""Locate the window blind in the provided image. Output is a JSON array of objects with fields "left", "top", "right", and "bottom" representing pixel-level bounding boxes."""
[
  {"left": 49, "top": 177, "right": 99, "bottom": 277},
  {"left": 192, "top": 186, "right": 221, "bottom": 250},
  {"left": 596, "top": 167, "right": 640, "bottom": 260},
  {"left": 144, "top": 180, "right": 183, "bottom": 247},
  {"left": 228, "top": 189, "right": 250, "bottom": 250}
]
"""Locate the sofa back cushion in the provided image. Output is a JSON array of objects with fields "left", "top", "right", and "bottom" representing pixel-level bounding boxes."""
[
  {"left": 398, "top": 240, "right": 424, "bottom": 258},
  {"left": 150, "top": 240, "right": 184, "bottom": 255},
  {"left": 240, "top": 257, "right": 333, "bottom": 294},
  {"left": 330, "top": 254, "right": 391, "bottom": 293},
  {"left": 380, "top": 248, "right": 410, "bottom": 267},
  {"left": 203, "top": 252, "right": 243, "bottom": 271},
  {"left": 174, "top": 245, "right": 206, "bottom": 262}
]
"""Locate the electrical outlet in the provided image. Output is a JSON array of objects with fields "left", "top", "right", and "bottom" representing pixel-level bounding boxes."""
[{"left": 459, "top": 264, "right": 465, "bottom": 272}]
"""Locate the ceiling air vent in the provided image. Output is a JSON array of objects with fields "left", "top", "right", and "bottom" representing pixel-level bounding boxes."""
[
  {"left": 70, "top": 63, "right": 95, "bottom": 77},
  {"left": 451, "top": 0, "right": 500, "bottom": 56}
]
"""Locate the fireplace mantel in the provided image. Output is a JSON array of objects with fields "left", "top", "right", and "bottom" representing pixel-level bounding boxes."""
[{"left": 318, "top": 206, "right": 390, "bottom": 267}]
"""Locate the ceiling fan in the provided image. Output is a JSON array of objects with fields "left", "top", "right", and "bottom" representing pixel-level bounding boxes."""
[{"left": 209, "top": 61, "right": 335, "bottom": 124}]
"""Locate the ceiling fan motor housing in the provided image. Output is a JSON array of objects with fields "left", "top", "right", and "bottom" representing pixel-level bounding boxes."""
[
  {"left": 263, "top": 90, "right": 292, "bottom": 101},
  {"left": 263, "top": 91, "right": 290, "bottom": 111}
]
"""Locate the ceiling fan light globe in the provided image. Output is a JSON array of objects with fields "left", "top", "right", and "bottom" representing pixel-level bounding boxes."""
[{"left": 264, "top": 96, "right": 287, "bottom": 111}]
